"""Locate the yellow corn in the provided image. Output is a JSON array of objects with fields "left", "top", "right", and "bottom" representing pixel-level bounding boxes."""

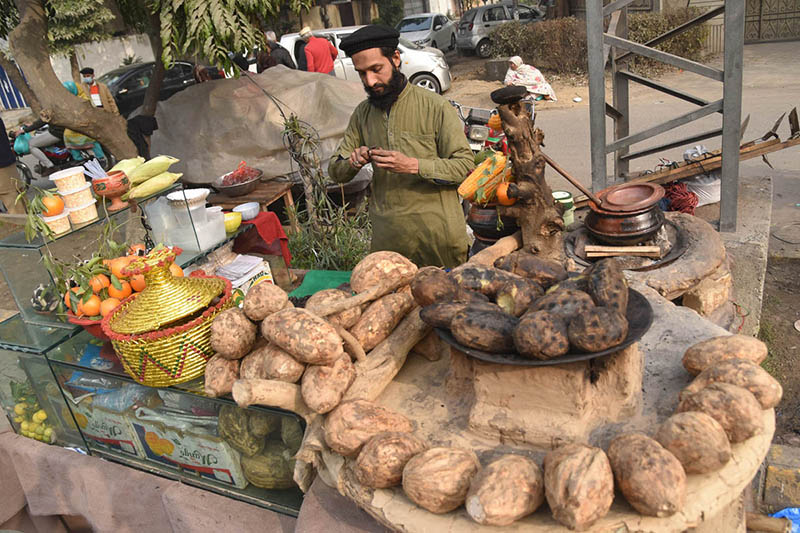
[
  {"left": 128, "top": 155, "right": 180, "bottom": 185},
  {"left": 109, "top": 156, "right": 144, "bottom": 176},
  {"left": 126, "top": 172, "right": 182, "bottom": 199},
  {"left": 458, "top": 151, "right": 507, "bottom": 204}
]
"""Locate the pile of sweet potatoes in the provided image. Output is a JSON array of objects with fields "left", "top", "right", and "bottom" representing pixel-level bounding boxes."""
[
  {"left": 205, "top": 251, "right": 421, "bottom": 416},
  {"left": 417, "top": 252, "right": 631, "bottom": 359}
]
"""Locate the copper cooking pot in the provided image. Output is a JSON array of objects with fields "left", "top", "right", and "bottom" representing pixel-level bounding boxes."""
[{"left": 584, "top": 183, "right": 665, "bottom": 245}]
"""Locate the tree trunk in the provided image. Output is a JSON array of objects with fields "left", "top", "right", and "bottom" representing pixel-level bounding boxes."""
[
  {"left": 140, "top": 10, "right": 166, "bottom": 117},
  {"left": 0, "top": 54, "right": 41, "bottom": 116},
  {"left": 497, "top": 101, "right": 565, "bottom": 262},
  {"left": 10, "top": 0, "right": 138, "bottom": 159},
  {"left": 68, "top": 50, "right": 81, "bottom": 85}
]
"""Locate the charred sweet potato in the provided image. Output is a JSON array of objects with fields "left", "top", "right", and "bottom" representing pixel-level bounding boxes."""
[
  {"left": 305, "top": 289, "right": 361, "bottom": 329},
  {"left": 355, "top": 432, "right": 428, "bottom": 488},
  {"left": 682, "top": 334, "right": 769, "bottom": 376},
  {"left": 420, "top": 301, "right": 502, "bottom": 329},
  {"left": 676, "top": 382, "right": 764, "bottom": 443},
  {"left": 402, "top": 447, "right": 480, "bottom": 514},
  {"left": 325, "top": 400, "right": 414, "bottom": 456},
  {"left": 567, "top": 307, "right": 628, "bottom": 353},
  {"left": 495, "top": 277, "right": 544, "bottom": 317},
  {"left": 607, "top": 433, "right": 686, "bottom": 517},
  {"left": 654, "top": 412, "right": 731, "bottom": 474},
  {"left": 450, "top": 264, "right": 521, "bottom": 297},
  {"left": 261, "top": 308, "right": 344, "bottom": 365},
  {"left": 350, "top": 291, "right": 415, "bottom": 351},
  {"left": 587, "top": 259, "right": 628, "bottom": 313},
  {"left": 529, "top": 289, "right": 595, "bottom": 319},
  {"left": 680, "top": 358, "right": 782, "bottom": 409},
  {"left": 513, "top": 311, "right": 570, "bottom": 360},
  {"left": 494, "top": 251, "right": 567, "bottom": 288},
  {"left": 546, "top": 273, "right": 590, "bottom": 294},
  {"left": 466, "top": 454, "right": 544, "bottom": 526},
  {"left": 411, "top": 266, "right": 460, "bottom": 307},
  {"left": 451, "top": 306, "right": 519, "bottom": 353}
]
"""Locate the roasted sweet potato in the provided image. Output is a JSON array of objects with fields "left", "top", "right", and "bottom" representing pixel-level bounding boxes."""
[
  {"left": 305, "top": 289, "right": 361, "bottom": 329},
  {"left": 454, "top": 289, "right": 490, "bottom": 303},
  {"left": 466, "top": 454, "right": 544, "bottom": 526},
  {"left": 402, "top": 447, "right": 480, "bottom": 514},
  {"left": 240, "top": 442, "right": 295, "bottom": 489},
  {"left": 451, "top": 306, "right": 519, "bottom": 353},
  {"left": 587, "top": 259, "right": 628, "bottom": 313},
  {"left": 682, "top": 334, "right": 769, "bottom": 376},
  {"left": 680, "top": 358, "right": 782, "bottom": 409},
  {"left": 261, "top": 308, "right": 344, "bottom": 365},
  {"left": 420, "top": 301, "right": 502, "bottom": 329},
  {"left": 204, "top": 355, "right": 240, "bottom": 397},
  {"left": 239, "top": 344, "right": 305, "bottom": 383},
  {"left": 350, "top": 291, "right": 415, "bottom": 351},
  {"left": 350, "top": 251, "right": 418, "bottom": 294},
  {"left": 654, "top": 412, "right": 731, "bottom": 475},
  {"left": 325, "top": 400, "right": 414, "bottom": 456},
  {"left": 300, "top": 354, "right": 356, "bottom": 414},
  {"left": 567, "top": 306, "right": 629, "bottom": 352},
  {"left": 543, "top": 443, "right": 614, "bottom": 530},
  {"left": 411, "top": 266, "right": 460, "bottom": 307},
  {"left": 450, "top": 263, "right": 521, "bottom": 297},
  {"left": 513, "top": 310, "right": 569, "bottom": 360},
  {"left": 243, "top": 282, "right": 289, "bottom": 321},
  {"left": 607, "top": 433, "right": 686, "bottom": 517},
  {"left": 494, "top": 251, "right": 567, "bottom": 288},
  {"left": 495, "top": 277, "right": 544, "bottom": 317},
  {"left": 546, "top": 272, "right": 590, "bottom": 294},
  {"left": 529, "top": 289, "right": 595, "bottom": 319},
  {"left": 210, "top": 308, "right": 257, "bottom": 360},
  {"left": 354, "top": 432, "right": 428, "bottom": 488},
  {"left": 676, "top": 382, "right": 763, "bottom": 443}
]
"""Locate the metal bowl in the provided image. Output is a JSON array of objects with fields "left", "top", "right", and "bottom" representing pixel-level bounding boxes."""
[{"left": 213, "top": 168, "right": 263, "bottom": 197}]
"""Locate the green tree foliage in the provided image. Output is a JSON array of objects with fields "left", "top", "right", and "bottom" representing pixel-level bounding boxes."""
[{"left": 372, "top": 0, "right": 404, "bottom": 28}]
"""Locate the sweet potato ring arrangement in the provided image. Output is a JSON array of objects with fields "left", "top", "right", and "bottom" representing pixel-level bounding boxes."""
[{"left": 204, "top": 249, "right": 780, "bottom": 529}]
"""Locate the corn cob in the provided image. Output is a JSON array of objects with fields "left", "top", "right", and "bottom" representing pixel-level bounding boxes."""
[
  {"left": 123, "top": 172, "right": 182, "bottom": 200},
  {"left": 128, "top": 155, "right": 180, "bottom": 185},
  {"left": 458, "top": 151, "right": 507, "bottom": 204},
  {"left": 108, "top": 156, "right": 144, "bottom": 177}
]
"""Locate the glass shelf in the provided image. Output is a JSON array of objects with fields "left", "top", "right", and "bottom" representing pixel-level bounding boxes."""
[
  {"left": 0, "top": 184, "right": 181, "bottom": 250},
  {"left": 0, "top": 313, "right": 80, "bottom": 353},
  {"left": 176, "top": 226, "right": 248, "bottom": 269}
]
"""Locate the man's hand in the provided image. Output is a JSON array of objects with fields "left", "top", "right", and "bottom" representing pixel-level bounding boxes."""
[
  {"left": 348, "top": 146, "right": 371, "bottom": 169},
  {"left": 369, "top": 149, "right": 419, "bottom": 174}
]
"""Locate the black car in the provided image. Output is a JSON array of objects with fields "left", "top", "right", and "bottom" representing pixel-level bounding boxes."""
[{"left": 97, "top": 61, "right": 223, "bottom": 117}]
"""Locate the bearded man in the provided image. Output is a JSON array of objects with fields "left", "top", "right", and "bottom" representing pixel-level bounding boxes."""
[{"left": 328, "top": 25, "right": 473, "bottom": 268}]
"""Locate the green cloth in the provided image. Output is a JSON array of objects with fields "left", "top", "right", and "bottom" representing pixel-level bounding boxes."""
[
  {"left": 289, "top": 270, "right": 353, "bottom": 298},
  {"left": 328, "top": 83, "right": 474, "bottom": 268}
]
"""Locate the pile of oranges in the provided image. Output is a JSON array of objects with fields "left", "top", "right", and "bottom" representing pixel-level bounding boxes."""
[{"left": 64, "top": 245, "right": 184, "bottom": 320}]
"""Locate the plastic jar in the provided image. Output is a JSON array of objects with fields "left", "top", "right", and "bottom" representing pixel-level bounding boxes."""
[
  {"left": 59, "top": 182, "right": 94, "bottom": 209},
  {"left": 41, "top": 212, "right": 71, "bottom": 235},
  {"left": 67, "top": 198, "right": 99, "bottom": 225},
  {"left": 552, "top": 190, "right": 575, "bottom": 227},
  {"left": 49, "top": 167, "right": 86, "bottom": 193}
]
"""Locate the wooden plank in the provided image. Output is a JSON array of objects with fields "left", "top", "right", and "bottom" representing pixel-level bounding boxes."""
[
  {"left": 585, "top": 245, "right": 661, "bottom": 258},
  {"left": 574, "top": 137, "right": 799, "bottom": 207},
  {"left": 745, "top": 512, "right": 792, "bottom": 533}
]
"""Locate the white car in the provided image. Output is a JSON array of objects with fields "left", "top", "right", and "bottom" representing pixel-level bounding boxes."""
[
  {"left": 396, "top": 13, "right": 457, "bottom": 52},
  {"left": 279, "top": 26, "right": 451, "bottom": 94}
]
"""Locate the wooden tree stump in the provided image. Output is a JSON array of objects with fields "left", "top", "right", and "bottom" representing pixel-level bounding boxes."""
[{"left": 491, "top": 87, "right": 565, "bottom": 263}]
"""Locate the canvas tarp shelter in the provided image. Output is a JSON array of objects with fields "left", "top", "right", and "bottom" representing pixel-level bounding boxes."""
[{"left": 148, "top": 66, "right": 368, "bottom": 185}]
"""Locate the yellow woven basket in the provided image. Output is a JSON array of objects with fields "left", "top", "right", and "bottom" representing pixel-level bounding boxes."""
[{"left": 101, "top": 247, "right": 233, "bottom": 387}]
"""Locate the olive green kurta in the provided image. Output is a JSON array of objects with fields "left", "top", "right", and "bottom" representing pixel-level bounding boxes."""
[{"left": 328, "top": 83, "right": 474, "bottom": 268}]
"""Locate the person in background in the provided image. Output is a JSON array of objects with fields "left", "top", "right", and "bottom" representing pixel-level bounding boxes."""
[
  {"left": 0, "top": 116, "right": 24, "bottom": 214},
  {"left": 328, "top": 25, "right": 473, "bottom": 268},
  {"left": 503, "top": 56, "right": 556, "bottom": 118},
  {"left": 62, "top": 81, "right": 108, "bottom": 162},
  {"left": 79, "top": 67, "right": 120, "bottom": 115},
  {"left": 299, "top": 26, "right": 338, "bottom": 75},
  {"left": 258, "top": 31, "right": 296, "bottom": 71},
  {"left": 18, "top": 117, "right": 66, "bottom": 175}
]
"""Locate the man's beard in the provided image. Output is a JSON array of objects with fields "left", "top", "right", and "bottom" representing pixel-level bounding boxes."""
[{"left": 365, "top": 66, "right": 406, "bottom": 111}]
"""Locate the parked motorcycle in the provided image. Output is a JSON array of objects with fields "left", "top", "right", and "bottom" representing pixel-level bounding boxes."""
[
  {"left": 11, "top": 127, "right": 114, "bottom": 186},
  {"left": 449, "top": 100, "right": 507, "bottom": 154}
]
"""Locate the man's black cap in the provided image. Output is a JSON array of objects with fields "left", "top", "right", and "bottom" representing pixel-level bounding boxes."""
[
  {"left": 340, "top": 25, "right": 399, "bottom": 57},
  {"left": 79, "top": 67, "right": 95, "bottom": 75}
]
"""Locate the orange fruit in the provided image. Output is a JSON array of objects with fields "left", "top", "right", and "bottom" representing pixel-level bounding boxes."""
[
  {"left": 169, "top": 263, "right": 184, "bottom": 277},
  {"left": 127, "top": 243, "right": 146, "bottom": 256},
  {"left": 88, "top": 274, "right": 110, "bottom": 293},
  {"left": 110, "top": 256, "right": 135, "bottom": 279},
  {"left": 496, "top": 182, "right": 516, "bottom": 206},
  {"left": 100, "top": 297, "right": 121, "bottom": 317},
  {"left": 80, "top": 294, "right": 101, "bottom": 317},
  {"left": 108, "top": 280, "right": 132, "bottom": 300},
  {"left": 42, "top": 195, "right": 65, "bottom": 217},
  {"left": 64, "top": 287, "right": 81, "bottom": 311},
  {"left": 130, "top": 274, "right": 146, "bottom": 292}
]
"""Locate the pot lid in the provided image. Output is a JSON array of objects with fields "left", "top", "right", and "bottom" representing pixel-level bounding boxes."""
[
  {"left": 597, "top": 183, "right": 665, "bottom": 212},
  {"left": 108, "top": 246, "right": 225, "bottom": 335}
]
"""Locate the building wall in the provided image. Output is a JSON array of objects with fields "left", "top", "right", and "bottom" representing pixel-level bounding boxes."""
[{"left": 51, "top": 34, "right": 155, "bottom": 81}]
